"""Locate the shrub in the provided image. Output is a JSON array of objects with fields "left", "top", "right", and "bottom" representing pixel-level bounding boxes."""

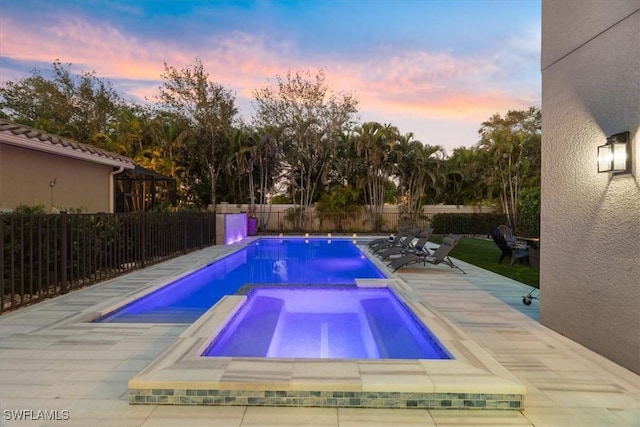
[
  {"left": 12, "top": 203, "right": 47, "bottom": 214},
  {"left": 431, "top": 213, "right": 506, "bottom": 235}
]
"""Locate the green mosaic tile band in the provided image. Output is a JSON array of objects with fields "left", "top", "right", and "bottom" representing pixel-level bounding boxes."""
[{"left": 129, "top": 389, "right": 523, "bottom": 410}]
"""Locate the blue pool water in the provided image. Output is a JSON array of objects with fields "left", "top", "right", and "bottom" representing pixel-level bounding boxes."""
[
  {"left": 203, "top": 288, "right": 451, "bottom": 360},
  {"left": 95, "top": 239, "right": 385, "bottom": 323}
]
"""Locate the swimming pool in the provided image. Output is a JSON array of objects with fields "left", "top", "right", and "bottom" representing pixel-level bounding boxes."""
[
  {"left": 203, "top": 287, "right": 450, "bottom": 359},
  {"left": 96, "top": 238, "right": 385, "bottom": 323},
  {"left": 126, "top": 242, "right": 526, "bottom": 409}
]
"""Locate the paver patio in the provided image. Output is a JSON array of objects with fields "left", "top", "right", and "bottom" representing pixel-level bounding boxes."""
[{"left": 1, "top": 240, "right": 638, "bottom": 426}]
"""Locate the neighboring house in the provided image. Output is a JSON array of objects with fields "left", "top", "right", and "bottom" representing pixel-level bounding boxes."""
[
  {"left": 0, "top": 119, "right": 135, "bottom": 213},
  {"left": 541, "top": 1, "right": 639, "bottom": 374}
]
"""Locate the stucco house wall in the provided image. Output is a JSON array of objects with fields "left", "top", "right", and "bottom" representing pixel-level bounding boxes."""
[
  {"left": 541, "top": 1, "right": 640, "bottom": 373},
  {"left": 0, "top": 119, "right": 135, "bottom": 213},
  {"left": 1, "top": 143, "right": 113, "bottom": 212}
]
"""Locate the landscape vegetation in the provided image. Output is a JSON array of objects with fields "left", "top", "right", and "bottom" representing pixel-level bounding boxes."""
[
  {"left": 0, "top": 59, "right": 541, "bottom": 230},
  {"left": 0, "top": 59, "right": 541, "bottom": 306}
]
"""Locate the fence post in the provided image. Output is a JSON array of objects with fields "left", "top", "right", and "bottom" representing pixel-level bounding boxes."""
[
  {"left": 200, "top": 213, "right": 204, "bottom": 248},
  {"left": 60, "top": 212, "right": 68, "bottom": 294},
  {"left": 183, "top": 214, "right": 188, "bottom": 254},
  {"left": 211, "top": 211, "right": 216, "bottom": 245},
  {"left": 140, "top": 213, "right": 146, "bottom": 268}
]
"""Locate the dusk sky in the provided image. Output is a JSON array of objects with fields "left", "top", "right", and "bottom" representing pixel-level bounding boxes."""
[{"left": 0, "top": 0, "right": 542, "bottom": 154}]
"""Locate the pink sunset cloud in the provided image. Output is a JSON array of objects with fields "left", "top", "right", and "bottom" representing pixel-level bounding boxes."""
[
  {"left": 0, "top": 7, "right": 539, "bottom": 150},
  {"left": 321, "top": 49, "right": 532, "bottom": 122}
]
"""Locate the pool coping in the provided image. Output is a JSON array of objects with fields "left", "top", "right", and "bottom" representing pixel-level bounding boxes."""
[{"left": 127, "top": 272, "right": 526, "bottom": 409}]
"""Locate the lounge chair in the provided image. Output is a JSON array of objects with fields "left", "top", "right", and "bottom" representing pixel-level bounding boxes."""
[
  {"left": 367, "top": 226, "right": 416, "bottom": 249},
  {"left": 490, "top": 227, "right": 528, "bottom": 265},
  {"left": 387, "top": 234, "right": 465, "bottom": 274},
  {"left": 367, "top": 232, "right": 402, "bottom": 249},
  {"left": 377, "top": 228, "right": 434, "bottom": 261},
  {"left": 370, "top": 228, "right": 420, "bottom": 254}
]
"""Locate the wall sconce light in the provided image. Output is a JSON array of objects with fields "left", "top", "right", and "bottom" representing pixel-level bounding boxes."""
[
  {"left": 49, "top": 178, "right": 57, "bottom": 212},
  {"left": 598, "top": 132, "right": 631, "bottom": 174}
]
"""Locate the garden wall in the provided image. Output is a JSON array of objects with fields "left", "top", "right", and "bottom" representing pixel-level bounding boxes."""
[{"left": 216, "top": 203, "right": 500, "bottom": 234}]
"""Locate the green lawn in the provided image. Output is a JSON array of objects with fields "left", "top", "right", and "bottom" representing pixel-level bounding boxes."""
[{"left": 430, "top": 234, "right": 539, "bottom": 288}]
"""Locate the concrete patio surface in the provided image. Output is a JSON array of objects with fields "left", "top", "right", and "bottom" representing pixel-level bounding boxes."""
[{"left": 1, "top": 240, "right": 638, "bottom": 426}]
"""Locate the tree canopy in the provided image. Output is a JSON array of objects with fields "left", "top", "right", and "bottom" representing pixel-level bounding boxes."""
[
  {"left": 0, "top": 60, "right": 540, "bottom": 225},
  {"left": 252, "top": 69, "right": 359, "bottom": 228},
  {"left": 154, "top": 59, "right": 239, "bottom": 207},
  {"left": 0, "top": 60, "right": 127, "bottom": 152}
]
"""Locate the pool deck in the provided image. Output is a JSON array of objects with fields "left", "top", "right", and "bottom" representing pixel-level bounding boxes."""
[{"left": 1, "top": 240, "right": 638, "bottom": 426}]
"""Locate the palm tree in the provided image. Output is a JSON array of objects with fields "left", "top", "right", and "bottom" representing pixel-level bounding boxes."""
[
  {"left": 392, "top": 133, "right": 444, "bottom": 222},
  {"left": 476, "top": 108, "right": 541, "bottom": 228},
  {"left": 353, "top": 122, "right": 396, "bottom": 232},
  {"left": 252, "top": 132, "right": 280, "bottom": 230},
  {"left": 441, "top": 146, "right": 489, "bottom": 205},
  {"left": 315, "top": 186, "right": 363, "bottom": 232},
  {"left": 479, "top": 128, "right": 526, "bottom": 228},
  {"left": 144, "top": 114, "right": 192, "bottom": 203}
]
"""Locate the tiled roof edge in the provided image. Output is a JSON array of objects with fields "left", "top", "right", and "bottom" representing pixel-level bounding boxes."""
[{"left": 0, "top": 118, "right": 135, "bottom": 167}]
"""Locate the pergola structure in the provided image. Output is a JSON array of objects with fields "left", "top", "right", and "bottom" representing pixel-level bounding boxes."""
[{"left": 114, "top": 165, "right": 177, "bottom": 212}]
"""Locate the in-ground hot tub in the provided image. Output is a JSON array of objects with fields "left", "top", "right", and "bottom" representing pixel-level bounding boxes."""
[
  {"left": 203, "top": 287, "right": 450, "bottom": 360},
  {"left": 129, "top": 279, "right": 526, "bottom": 409}
]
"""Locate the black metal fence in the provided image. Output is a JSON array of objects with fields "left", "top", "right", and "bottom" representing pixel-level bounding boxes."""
[
  {"left": 2, "top": 209, "right": 539, "bottom": 313},
  {"left": 1, "top": 212, "right": 216, "bottom": 313}
]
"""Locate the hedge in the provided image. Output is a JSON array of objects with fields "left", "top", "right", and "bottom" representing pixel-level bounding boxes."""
[
  {"left": 432, "top": 213, "right": 507, "bottom": 235},
  {"left": 431, "top": 212, "right": 539, "bottom": 237}
]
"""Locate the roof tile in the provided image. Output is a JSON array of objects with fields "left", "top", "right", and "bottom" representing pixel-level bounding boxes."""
[{"left": 0, "top": 118, "right": 134, "bottom": 166}]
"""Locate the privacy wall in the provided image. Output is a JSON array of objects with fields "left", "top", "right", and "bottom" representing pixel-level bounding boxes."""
[{"left": 541, "top": 0, "right": 640, "bottom": 373}]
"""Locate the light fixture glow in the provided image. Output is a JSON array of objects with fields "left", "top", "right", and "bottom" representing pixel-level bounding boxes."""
[
  {"left": 598, "top": 132, "right": 631, "bottom": 174},
  {"left": 612, "top": 143, "right": 628, "bottom": 170}
]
